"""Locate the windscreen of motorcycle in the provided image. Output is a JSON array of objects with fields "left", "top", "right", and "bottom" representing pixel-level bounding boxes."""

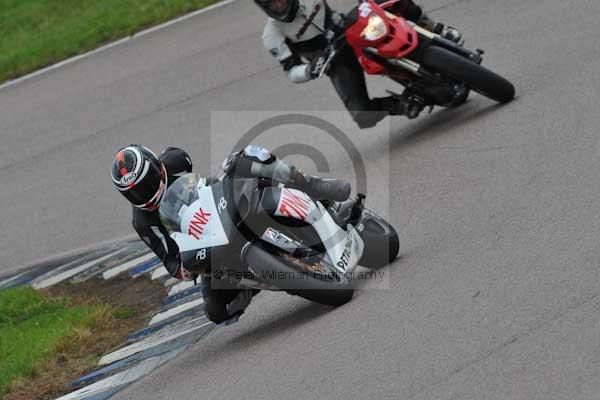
[
  {"left": 159, "top": 173, "right": 201, "bottom": 232},
  {"left": 159, "top": 173, "right": 230, "bottom": 251}
]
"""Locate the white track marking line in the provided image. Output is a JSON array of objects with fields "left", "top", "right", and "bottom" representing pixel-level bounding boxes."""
[
  {"left": 56, "top": 347, "right": 187, "bottom": 400},
  {"left": 133, "top": 315, "right": 209, "bottom": 341},
  {"left": 102, "top": 253, "right": 155, "bottom": 280},
  {"left": 0, "top": 271, "right": 28, "bottom": 288},
  {"left": 0, "top": 0, "right": 238, "bottom": 92},
  {"left": 27, "top": 255, "right": 90, "bottom": 284},
  {"left": 99, "top": 321, "right": 212, "bottom": 366},
  {"left": 151, "top": 267, "right": 169, "bottom": 280},
  {"left": 32, "top": 250, "right": 123, "bottom": 289},
  {"left": 7, "top": 234, "right": 140, "bottom": 277},
  {"left": 148, "top": 298, "right": 205, "bottom": 326},
  {"left": 168, "top": 280, "right": 197, "bottom": 296},
  {"left": 163, "top": 277, "right": 180, "bottom": 287}
]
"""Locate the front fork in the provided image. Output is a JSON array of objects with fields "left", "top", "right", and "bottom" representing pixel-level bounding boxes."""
[
  {"left": 386, "top": 40, "right": 482, "bottom": 109},
  {"left": 407, "top": 21, "right": 484, "bottom": 65},
  {"left": 364, "top": 20, "right": 484, "bottom": 110}
]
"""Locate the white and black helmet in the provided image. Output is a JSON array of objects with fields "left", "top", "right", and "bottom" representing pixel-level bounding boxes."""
[
  {"left": 111, "top": 145, "right": 167, "bottom": 211},
  {"left": 254, "top": 0, "right": 299, "bottom": 22}
]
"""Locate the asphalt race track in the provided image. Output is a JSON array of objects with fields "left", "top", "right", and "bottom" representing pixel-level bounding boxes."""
[{"left": 2, "top": 0, "right": 600, "bottom": 399}]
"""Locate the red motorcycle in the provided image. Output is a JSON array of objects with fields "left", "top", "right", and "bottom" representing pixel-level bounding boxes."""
[{"left": 321, "top": 0, "right": 515, "bottom": 115}]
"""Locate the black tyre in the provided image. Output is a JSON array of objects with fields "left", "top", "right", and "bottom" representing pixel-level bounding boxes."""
[{"left": 422, "top": 46, "right": 515, "bottom": 103}]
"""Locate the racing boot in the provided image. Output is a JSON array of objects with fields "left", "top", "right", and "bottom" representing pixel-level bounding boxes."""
[
  {"left": 418, "top": 13, "right": 464, "bottom": 44},
  {"left": 290, "top": 167, "right": 351, "bottom": 202},
  {"left": 375, "top": 95, "right": 423, "bottom": 120},
  {"left": 251, "top": 157, "right": 351, "bottom": 201}
]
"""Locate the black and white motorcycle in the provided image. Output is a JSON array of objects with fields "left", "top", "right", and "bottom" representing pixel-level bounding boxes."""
[{"left": 159, "top": 173, "right": 399, "bottom": 306}]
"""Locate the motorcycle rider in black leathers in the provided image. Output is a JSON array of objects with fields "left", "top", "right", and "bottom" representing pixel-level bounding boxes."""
[
  {"left": 255, "top": 0, "right": 463, "bottom": 129},
  {"left": 111, "top": 144, "right": 350, "bottom": 324}
]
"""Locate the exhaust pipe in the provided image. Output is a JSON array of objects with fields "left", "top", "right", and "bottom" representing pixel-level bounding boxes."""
[
  {"left": 242, "top": 243, "right": 345, "bottom": 291},
  {"left": 363, "top": 47, "right": 423, "bottom": 76}
]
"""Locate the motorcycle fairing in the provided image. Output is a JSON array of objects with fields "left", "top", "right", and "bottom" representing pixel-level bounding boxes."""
[
  {"left": 174, "top": 185, "right": 230, "bottom": 251},
  {"left": 345, "top": 0, "right": 419, "bottom": 75},
  {"left": 260, "top": 187, "right": 364, "bottom": 273}
]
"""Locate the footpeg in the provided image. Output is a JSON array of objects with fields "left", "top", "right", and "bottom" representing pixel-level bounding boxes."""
[
  {"left": 384, "top": 90, "right": 425, "bottom": 120},
  {"left": 407, "top": 102, "right": 424, "bottom": 119}
]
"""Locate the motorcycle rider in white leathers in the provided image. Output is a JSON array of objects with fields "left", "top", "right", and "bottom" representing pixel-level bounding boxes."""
[{"left": 256, "top": 0, "right": 462, "bottom": 128}]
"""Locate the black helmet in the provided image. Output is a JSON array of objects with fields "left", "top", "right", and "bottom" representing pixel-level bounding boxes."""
[
  {"left": 255, "top": 0, "right": 299, "bottom": 22},
  {"left": 111, "top": 145, "right": 167, "bottom": 211}
]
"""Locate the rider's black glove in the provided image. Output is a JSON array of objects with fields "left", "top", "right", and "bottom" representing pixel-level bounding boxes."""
[{"left": 175, "top": 263, "right": 198, "bottom": 281}]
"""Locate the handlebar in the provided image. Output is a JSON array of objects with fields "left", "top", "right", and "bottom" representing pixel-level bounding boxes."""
[{"left": 316, "top": 29, "right": 347, "bottom": 78}]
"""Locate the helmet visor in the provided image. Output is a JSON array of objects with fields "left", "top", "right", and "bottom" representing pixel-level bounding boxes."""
[
  {"left": 121, "top": 162, "right": 166, "bottom": 208},
  {"left": 261, "top": 0, "right": 293, "bottom": 19}
]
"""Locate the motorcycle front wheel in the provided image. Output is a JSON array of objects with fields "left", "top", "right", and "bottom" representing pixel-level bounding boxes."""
[{"left": 422, "top": 45, "right": 515, "bottom": 103}]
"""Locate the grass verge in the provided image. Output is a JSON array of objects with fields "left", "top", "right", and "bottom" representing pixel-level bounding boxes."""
[
  {"left": 0, "top": 287, "right": 103, "bottom": 398},
  {"left": 0, "top": 274, "right": 165, "bottom": 400},
  {"left": 0, "top": 0, "right": 222, "bottom": 84}
]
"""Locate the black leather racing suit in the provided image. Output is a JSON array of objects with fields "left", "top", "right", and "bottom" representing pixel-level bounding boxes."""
[{"left": 132, "top": 147, "right": 192, "bottom": 278}]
